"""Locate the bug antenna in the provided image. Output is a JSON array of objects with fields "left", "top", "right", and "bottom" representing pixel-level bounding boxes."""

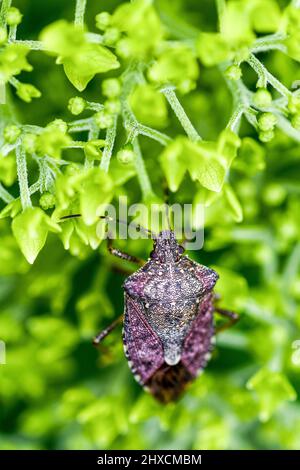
[{"left": 60, "top": 214, "right": 155, "bottom": 238}]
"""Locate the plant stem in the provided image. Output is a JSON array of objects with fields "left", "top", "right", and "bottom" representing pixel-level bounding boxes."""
[
  {"left": 0, "top": 182, "right": 14, "bottom": 203},
  {"left": 16, "top": 145, "right": 32, "bottom": 210},
  {"left": 1, "top": 142, "right": 16, "bottom": 156},
  {"left": 86, "top": 101, "right": 104, "bottom": 112},
  {"left": 8, "top": 24, "right": 17, "bottom": 41},
  {"left": 13, "top": 39, "right": 46, "bottom": 50},
  {"left": 251, "top": 33, "right": 287, "bottom": 54},
  {"left": 138, "top": 124, "right": 171, "bottom": 146},
  {"left": 74, "top": 0, "right": 87, "bottom": 26},
  {"left": 0, "top": 0, "right": 11, "bottom": 27},
  {"left": 100, "top": 115, "right": 117, "bottom": 173},
  {"left": 224, "top": 75, "right": 251, "bottom": 107},
  {"left": 226, "top": 104, "right": 244, "bottom": 133},
  {"left": 84, "top": 121, "right": 99, "bottom": 169},
  {"left": 133, "top": 138, "right": 154, "bottom": 200},
  {"left": 247, "top": 53, "right": 291, "bottom": 99},
  {"left": 276, "top": 115, "right": 300, "bottom": 142},
  {"left": 9, "top": 77, "right": 19, "bottom": 89},
  {"left": 161, "top": 86, "right": 201, "bottom": 141},
  {"left": 29, "top": 180, "right": 42, "bottom": 195},
  {"left": 68, "top": 118, "right": 93, "bottom": 133},
  {"left": 121, "top": 98, "right": 170, "bottom": 146}
]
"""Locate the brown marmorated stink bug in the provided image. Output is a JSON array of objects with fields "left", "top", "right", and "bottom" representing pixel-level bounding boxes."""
[{"left": 61, "top": 212, "right": 239, "bottom": 403}]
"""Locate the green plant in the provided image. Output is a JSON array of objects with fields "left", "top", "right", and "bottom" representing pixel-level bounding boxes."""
[{"left": 0, "top": 0, "right": 300, "bottom": 451}]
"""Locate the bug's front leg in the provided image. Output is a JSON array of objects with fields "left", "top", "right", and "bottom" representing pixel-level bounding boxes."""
[
  {"left": 214, "top": 307, "right": 240, "bottom": 333},
  {"left": 93, "top": 314, "right": 124, "bottom": 346},
  {"left": 107, "top": 237, "right": 144, "bottom": 266}
]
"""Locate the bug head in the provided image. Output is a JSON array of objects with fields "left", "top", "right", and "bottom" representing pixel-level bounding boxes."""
[{"left": 150, "top": 230, "right": 184, "bottom": 263}]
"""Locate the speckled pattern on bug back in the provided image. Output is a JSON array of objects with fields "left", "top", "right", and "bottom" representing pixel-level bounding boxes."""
[{"left": 122, "top": 230, "right": 219, "bottom": 403}]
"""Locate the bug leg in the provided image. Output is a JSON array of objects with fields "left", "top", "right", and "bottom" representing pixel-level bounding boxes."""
[
  {"left": 93, "top": 314, "right": 123, "bottom": 346},
  {"left": 214, "top": 307, "right": 240, "bottom": 333},
  {"left": 107, "top": 236, "right": 144, "bottom": 266}
]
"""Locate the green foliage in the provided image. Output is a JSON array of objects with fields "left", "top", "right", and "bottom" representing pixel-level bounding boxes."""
[
  {"left": 40, "top": 20, "right": 120, "bottom": 91},
  {"left": 0, "top": 0, "right": 300, "bottom": 452},
  {"left": 160, "top": 130, "right": 240, "bottom": 193},
  {"left": 0, "top": 44, "right": 32, "bottom": 81},
  {"left": 11, "top": 207, "right": 61, "bottom": 264}
]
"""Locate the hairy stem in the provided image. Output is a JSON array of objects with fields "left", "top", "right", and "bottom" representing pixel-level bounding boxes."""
[
  {"left": 226, "top": 104, "right": 245, "bottom": 133},
  {"left": 100, "top": 115, "right": 117, "bottom": 173},
  {"left": 68, "top": 118, "right": 93, "bottom": 133},
  {"left": 74, "top": 0, "right": 87, "bottom": 26},
  {"left": 0, "top": 0, "right": 12, "bottom": 27},
  {"left": 247, "top": 53, "right": 291, "bottom": 99},
  {"left": 86, "top": 101, "right": 104, "bottom": 112},
  {"left": 85, "top": 121, "right": 99, "bottom": 169},
  {"left": 121, "top": 98, "right": 170, "bottom": 146},
  {"left": 161, "top": 86, "right": 201, "bottom": 141},
  {"left": 0, "top": 182, "right": 14, "bottom": 203},
  {"left": 137, "top": 124, "right": 171, "bottom": 146},
  {"left": 8, "top": 24, "right": 17, "bottom": 41},
  {"left": 251, "top": 33, "right": 287, "bottom": 54},
  {"left": 13, "top": 39, "right": 46, "bottom": 50},
  {"left": 276, "top": 115, "right": 300, "bottom": 142},
  {"left": 133, "top": 138, "right": 154, "bottom": 200},
  {"left": 16, "top": 145, "right": 32, "bottom": 210},
  {"left": 224, "top": 76, "right": 251, "bottom": 107}
]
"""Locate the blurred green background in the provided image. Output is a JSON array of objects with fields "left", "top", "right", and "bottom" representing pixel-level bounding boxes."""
[{"left": 1, "top": 0, "right": 300, "bottom": 450}]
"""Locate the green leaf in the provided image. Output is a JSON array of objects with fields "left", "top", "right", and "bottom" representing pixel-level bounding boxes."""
[
  {"left": 224, "top": 183, "right": 243, "bottom": 222},
  {"left": 12, "top": 207, "right": 61, "bottom": 264},
  {"left": 185, "top": 141, "right": 226, "bottom": 192},
  {"left": 159, "top": 138, "right": 186, "bottom": 192},
  {"left": 59, "top": 219, "right": 75, "bottom": 250},
  {"left": 197, "top": 33, "right": 231, "bottom": 66},
  {"left": 63, "top": 64, "right": 94, "bottom": 93},
  {"left": 16, "top": 83, "right": 41, "bottom": 103},
  {"left": 220, "top": 1, "right": 255, "bottom": 47},
  {"left": 233, "top": 137, "right": 265, "bottom": 175},
  {"left": 190, "top": 154, "right": 225, "bottom": 193},
  {"left": 247, "top": 368, "right": 297, "bottom": 422},
  {"left": 36, "top": 127, "right": 72, "bottom": 159},
  {"left": 109, "top": 159, "right": 136, "bottom": 186},
  {"left": 148, "top": 45, "right": 199, "bottom": 93},
  {"left": 130, "top": 84, "right": 168, "bottom": 128},
  {"left": 249, "top": 0, "right": 281, "bottom": 33},
  {"left": 217, "top": 129, "right": 241, "bottom": 168},
  {"left": 112, "top": 0, "right": 163, "bottom": 57},
  {"left": 0, "top": 44, "right": 32, "bottom": 82},
  {"left": 160, "top": 133, "right": 240, "bottom": 194},
  {"left": 79, "top": 168, "right": 114, "bottom": 225},
  {"left": 40, "top": 20, "right": 119, "bottom": 91},
  {"left": 283, "top": 7, "right": 300, "bottom": 62},
  {"left": 62, "top": 43, "right": 119, "bottom": 91},
  {"left": 40, "top": 20, "right": 85, "bottom": 57},
  {"left": 75, "top": 218, "right": 107, "bottom": 250},
  {"left": 0, "top": 198, "right": 22, "bottom": 219}
]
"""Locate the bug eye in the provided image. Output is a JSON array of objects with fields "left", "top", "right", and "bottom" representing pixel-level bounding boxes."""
[
  {"left": 178, "top": 245, "right": 185, "bottom": 254},
  {"left": 150, "top": 250, "right": 158, "bottom": 259}
]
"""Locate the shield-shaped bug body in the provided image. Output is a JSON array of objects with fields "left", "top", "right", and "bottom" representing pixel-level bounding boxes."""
[{"left": 121, "top": 230, "right": 237, "bottom": 403}]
